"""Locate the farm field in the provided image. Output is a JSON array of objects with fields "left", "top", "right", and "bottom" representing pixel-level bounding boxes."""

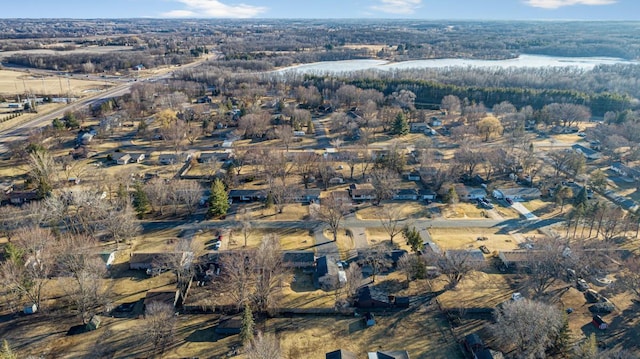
[{"left": 0, "top": 69, "right": 111, "bottom": 96}]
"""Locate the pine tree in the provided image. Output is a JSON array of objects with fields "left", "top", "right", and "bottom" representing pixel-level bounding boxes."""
[
  {"left": 403, "top": 226, "right": 423, "bottom": 253},
  {"left": 306, "top": 120, "right": 315, "bottom": 134},
  {"left": 264, "top": 192, "right": 274, "bottom": 209},
  {"left": 392, "top": 112, "right": 409, "bottom": 136},
  {"left": 208, "top": 178, "right": 229, "bottom": 218},
  {"left": 240, "top": 303, "right": 255, "bottom": 345},
  {"left": 445, "top": 186, "right": 459, "bottom": 204},
  {"left": 0, "top": 340, "right": 18, "bottom": 359},
  {"left": 132, "top": 182, "right": 150, "bottom": 219}
]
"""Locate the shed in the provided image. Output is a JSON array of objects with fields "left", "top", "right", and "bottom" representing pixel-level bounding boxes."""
[
  {"left": 592, "top": 315, "right": 608, "bottom": 330},
  {"left": 364, "top": 312, "right": 376, "bottom": 327},
  {"left": 86, "top": 315, "right": 101, "bottom": 331}
]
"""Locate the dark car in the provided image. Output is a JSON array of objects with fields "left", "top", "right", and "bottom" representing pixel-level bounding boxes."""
[
  {"left": 479, "top": 245, "right": 490, "bottom": 254},
  {"left": 585, "top": 289, "right": 601, "bottom": 303},
  {"left": 577, "top": 278, "right": 590, "bottom": 292},
  {"left": 505, "top": 198, "right": 514, "bottom": 205}
]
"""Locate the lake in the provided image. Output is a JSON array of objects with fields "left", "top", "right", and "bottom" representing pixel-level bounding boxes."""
[{"left": 274, "top": 54, "right": 638, "bottom": 75}]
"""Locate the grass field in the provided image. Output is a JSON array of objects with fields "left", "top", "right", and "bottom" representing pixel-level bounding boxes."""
[
  {"left": 0, "top": 69, "right": 110, "bottom": 96},
  {"left": 428, "top": 227, "right": 521, "bottom": 253}
]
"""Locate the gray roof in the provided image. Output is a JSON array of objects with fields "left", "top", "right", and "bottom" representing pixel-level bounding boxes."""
[
  {"left": 367, "top": 350, "right": 411, "bottom": 359},
  {"left": 326, "top": 349, "right": 357, "bottom": 359}
]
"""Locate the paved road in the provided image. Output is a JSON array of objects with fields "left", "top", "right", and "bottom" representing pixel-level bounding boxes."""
[{"left": 0, "top": 56, "right": 212, "bottom": 154}]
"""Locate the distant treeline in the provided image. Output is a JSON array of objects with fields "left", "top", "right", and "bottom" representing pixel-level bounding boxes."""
[{"left": 306, "top": 76, "right": 633, "bottom": 117}]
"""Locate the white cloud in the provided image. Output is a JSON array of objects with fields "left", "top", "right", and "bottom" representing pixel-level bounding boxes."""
[
  {"left": 525, "top": 0, "right": 616, "bottom": 9},
  {"left": 370, "top": 0, "right": 422, "bottom": 15},
  {"left": 162, "top": 0, "right": 267, "bottom": 18}
]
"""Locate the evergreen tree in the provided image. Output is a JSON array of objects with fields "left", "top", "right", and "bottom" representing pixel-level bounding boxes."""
[
  {"left": 132, "top": 182, "right": 150, "bottom": 219},
  {"left": 392, "top": 112, "right": 409, "bottom": 136},
  {"left": 553, "top": 315, "right": 572, "bottom": 357},
  {"left": 264, "top": 192, "right": 274, "bottom": 209},
  {"left": 445, "top": 186, "right": 459, "bottom": 204},
  {"left": 572, "top": 333, "right": 598, "bottom": 359},
  {"left": 208, "top": 178, "right": 229, "bottom": 218},
  {"left": 574, "top": 186, "right": 589, "bottom": 207},
  {"left": 403, "top": 226, "right": 423, "bottom": 253},
  {"left": 240, "top": 303, "right": 255, "bottom": 345},
  {"left": 306, "top": 120, "right": 315, "bottom": 134},
  {"left": 0, "top": 340, "right": 18, "bottom": 359}
]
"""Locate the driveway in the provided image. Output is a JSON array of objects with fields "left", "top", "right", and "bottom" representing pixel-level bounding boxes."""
[
  {"left": 511, "top": 202, "right": 538, "bottom": 220},
  {"left": 349, "top": 227, "right": 368, "bottom": 250}
]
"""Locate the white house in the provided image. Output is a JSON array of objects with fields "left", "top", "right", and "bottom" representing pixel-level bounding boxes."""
[
  {"left": 454, "top": 184, "right": 486, "bottom": 201},
  {"left": 492, "top": 187, "right": 542, "bottom": 201}
]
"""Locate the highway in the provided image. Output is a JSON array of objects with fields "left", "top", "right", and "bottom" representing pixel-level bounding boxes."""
[{"left": 0, "top": 56, "right": 212, "bottom": 154}]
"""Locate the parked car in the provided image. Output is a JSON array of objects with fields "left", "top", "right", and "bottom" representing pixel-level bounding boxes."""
[
  {"left": 577, "top": 278, "right": 590, "bottom": 292},
  {"left": 213, "top": 241, "right": 221, "bottom": 250},
  {"left": 505, "top": 197, "right": 514, "bottom": 205},
  {"left": 479, "top": 245, "right": 490, "bottom": 254},
  {"left": 585, "top": 289, "right": 601, "bottom": 303}
]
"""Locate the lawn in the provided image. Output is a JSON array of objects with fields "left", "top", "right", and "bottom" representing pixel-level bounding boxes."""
[
  {"left": 356, "top": 202, "right": 430, "bottom": 220},
  {"left": 428, "top": 227, "right": 521, "bottom": 253}
]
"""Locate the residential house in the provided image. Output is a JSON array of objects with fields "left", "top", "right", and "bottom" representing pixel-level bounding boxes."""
[
  {"left": 329, "top": 177, "right": 345, "bottom": 185},
  {"left": 289, "top": 189, "right": 322, "bottom": 203},
  {"left": 314, "top": 255, "right": 340, "bottom": 290},
  {"left": 498, "top": 250, "right": 533, "bottom": 270},
  {"left": 350, "top": 183, "right": 376, "bottom": 201},
  {"left": 354, "top": 286, "right": 391, "bottom": 309},
  {"left": 492, "top": 187, "right": 541, "bottom": 201},
  {"left": 367, "top": 350, "right": 411, "bottom": 359},
  {"left": 611, "top": 162, "right": 640, "bottom": 181},
  {"left": 410, "top": 122, "right": 430, "bottom": 133},
  {"left": 454, "top": 184, "right": 487, "bottom": 201},
  {"left": 393, "top": 189, "right": 418, "bottom": 201},
  {"left": 111, "top": 152, "right": 131, "bottom": 165},
  {"left": 130, "top": 153, "right": 145, "bottom": 163},
  {"left": 418, "top": 189, "right": 437, "bottom": 201},
  {"left": 76, "top": 132, "right": 94, "bottom": 145},
  {"left": 326, "top": 349, "right": 357, "bottom": 359},
  {"left": 7, "top": 191, "right": 38, "bottom": 205},
  {"left": 445, "top": 249, "right": 486, "bottom": 265},
  {"left": 158, "top": 154, "right": 179, "bottom": 165},
  {"left": 572, "top": 144, "right": 601, "bottom": 160},
  {"left": 199, "top": 152, "right": 231, "bottom": 164},
  {"left": 283, "top": 251, "right": 315, "bottom": 269},
  {"left": 327, "top": 190, "right": 353, "bottom": 205},
  {"left": 228, "top": 189, "right": 266, "bottom": 202}
]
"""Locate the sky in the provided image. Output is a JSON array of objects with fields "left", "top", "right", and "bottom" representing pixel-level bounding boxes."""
[{"left": 2, "top": 0, "right": 637, "bottom": 20}]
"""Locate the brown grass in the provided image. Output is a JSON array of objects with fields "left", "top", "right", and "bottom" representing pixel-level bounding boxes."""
[
  {"left": 428, "top": 227, "right": 521, "bottom": 253},
  {"left": 0, "top": 69, "right": 111, "bottom": 96}
]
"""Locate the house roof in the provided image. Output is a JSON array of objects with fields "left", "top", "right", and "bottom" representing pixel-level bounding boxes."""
[
  {"left": 496, "top": 187, "right": 541, "bottom": 198},
  {"left": 572, "top": 144, "right": 600, "bottom": 158},
  {"left": 498, "top": 250, "right": 534, "bottom": 264},
  {"left": 144, "top": 290, "right": 179, "bottom": 307},
  {"left": 464, "top": 333, "right": 484, "bottom": 347},
  {"left": 315, "top": 256, "right": 338, "bottom": 277},
  {"left": 445, "top": 249, "right": 486, "bottom": 262},
  {"left": 283, "top": 250, "right": 315, "bottom": 265},
  {"left": 395, "top": 189, "right": 418, "bottom": 196},
  {"left": 326, "top": 349, "right": 357, "bottom": 359},
  {"left": 228, "top": 189, "right": 266, "bottom": 197},
  {"left": 387, "top": 250, "right": 408, "bottom": 263},
  {"left": 367, "top": 350, "right": 411, "bottom": 359},
  {"left": 111, "top": 152, "right": 131, "bottom": 161}
]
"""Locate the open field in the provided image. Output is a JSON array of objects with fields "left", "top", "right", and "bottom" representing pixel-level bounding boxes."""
[{"left": 0, "top": 69, "right": 111, "bottom": 96}]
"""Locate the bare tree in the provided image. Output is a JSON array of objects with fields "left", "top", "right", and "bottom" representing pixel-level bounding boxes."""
[
  {"left": 397, "top": 253, "right": 428, "bottom": 282},
  {"left": 253, "top": 235, "right": 286, "bottom": 314},
  {"left": 26, "top": 148, "right": 57, "bottom": 197},
  {"left": 145, "top": 177, "right": 170, "bottom": 215},
  {"left": 490, "top": 299, "right": 565, "bottom": 358},
  {"left": 427, "top": 250, "right": 480, "bottom": 289},
  {"left": 370, "top": 168, "right": 400, "bottom": 205},
  {"left": 103, "top": 202, "right": 142, "bottom": 249},
  {"left": 617, "top": 255, "right": 640, "bottom": 300},
  {"left": 376, "top": 205, "right": 405, "bottom": 245},
  {"left": 216, "top": 250, "right": 256, "bottom": 311},
  {"left": 440, "top": 95, "right": 461, "bottom": 116},
  {"left": 144, "top": 301, "right": 176, "bottom": 358},
  {"left": 155, "top": 238, "right": 197, "bottom": 298},
  {"left": 173, "top": 180, "right": 202, "bottom": 215},
  {"left": 359, "top": 248, "right": 393, "bottom": 283},
  {"left": 246, "top": 331, "right": 282, "bottom": 359},
  {"left": 310, "top": 197, "right": 349, "bottom": 242},
  {"left": 343, "top": 264, "right": 363, "bottom": 302},
  {"left": 521, "top": 236, "right": 568, "bottom": 297},
  {"left": 0, "top": 226, "right": 54, "bottom": 310},
  {"left": 275, "top": 125, "right": 294, "bottom": 152},
  {"left": 56, "top": 235, "right": 109, "bottom": 324},
  {"left": 238, "top": 209, "right": 254, "bottom": 248},
  {"left": 296, "top": 152, "right": 319, "bottom": 189}
]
